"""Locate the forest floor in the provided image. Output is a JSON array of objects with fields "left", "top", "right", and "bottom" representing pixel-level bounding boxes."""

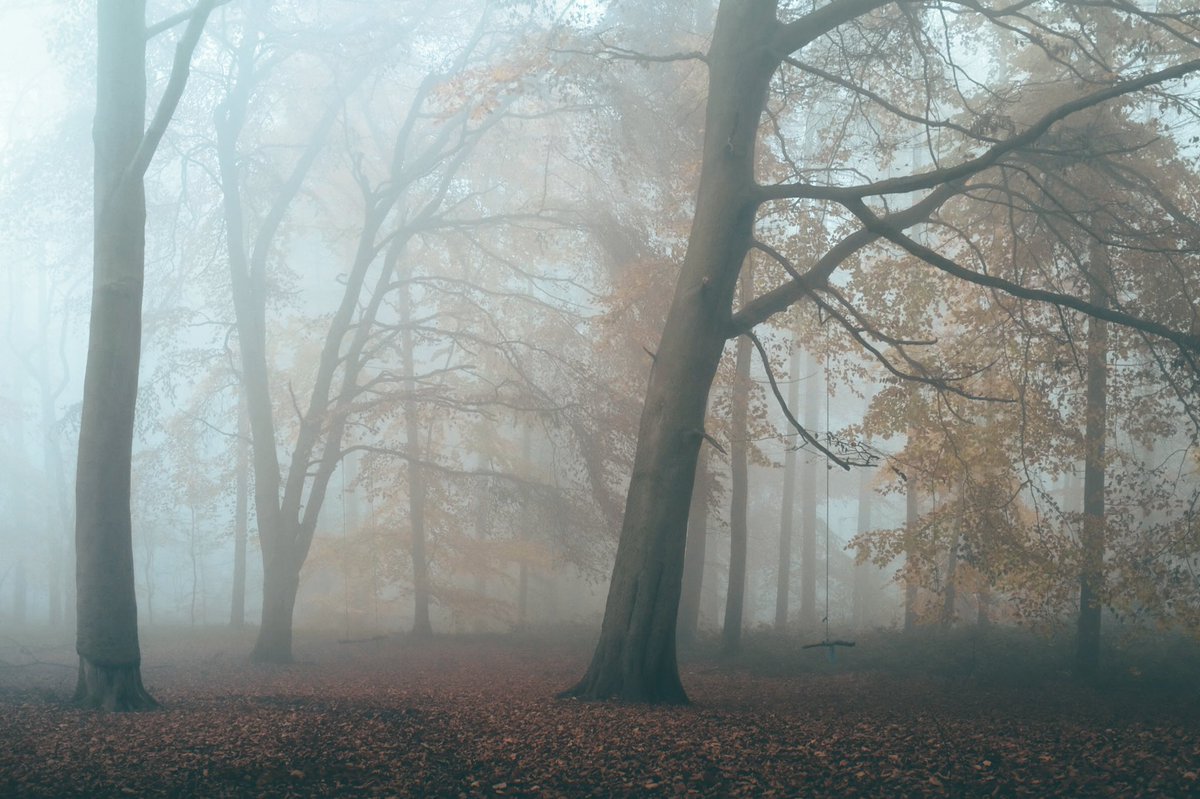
[{"left": 1, "top": 625, "right": 1198, "bottom": 798}]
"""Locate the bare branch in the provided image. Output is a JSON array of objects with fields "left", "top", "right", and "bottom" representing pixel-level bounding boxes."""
[
  {"left": 145, "top": 0, "right": 233, "bottom": 40},
  {"left": 746, "top": 330, "right": 853, "bottom": 470},
  {"left": 756, "top": 57, "right": 1200, "bottom": 205},
  {"left": 843, "top": 197, "right": 1200, "bottom": 353},
  {"left": 127, "top": 0, "right": 219, "bottom": 182}
]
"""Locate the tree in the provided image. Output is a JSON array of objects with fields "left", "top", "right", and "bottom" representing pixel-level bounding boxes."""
[
  {"left": 75, "top": 0, "right": 217, "bottom": 710},
  {"left": 774, "top": 339, "right": 800, "bottom": 630},
  {"left": 1076, "top": 268, "right": 1109, "bottom": 674},
  {"left": 565, "top": 0, "right": 1200, "bottom": 703},
  {"left": 721, "top": 263, "right": 754, "bottom": 655}
]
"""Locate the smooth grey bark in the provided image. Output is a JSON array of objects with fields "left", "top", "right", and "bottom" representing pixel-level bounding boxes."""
[
  {"left": 76, "top": 0, "right": 214, "bottom": 710},
  {"left": 721, "top": 264, "right": 754, "bottom": 655},
  {"left": 563, "top": 0, "right": 890, "bottom": 704},
  {"left": 1076, "top": 278, "right": 1108, "bottom": 677},
  {"left": 677, "top": 444, "right": 709, "bottom": 646},
  {"left": 774, "top": 341, "right": 801, "bottom": 630},
  {"left": 563, "top": 2, "right": 781, "bottom": 703}
]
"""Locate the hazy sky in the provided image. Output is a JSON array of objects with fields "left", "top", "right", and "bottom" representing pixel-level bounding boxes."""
[{"left": 0, "top": 5, "right": 63, "bottom": 150}]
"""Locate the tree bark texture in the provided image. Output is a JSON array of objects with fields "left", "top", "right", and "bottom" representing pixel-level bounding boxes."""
[
  {"left": 677, "top": 444, "right": 709, "bottom": 646},
  {"left": 74, "top": 0, "right": 154, "bottom": 711},
  {"left": 564, "top": 2, "right": 780, "bottom": 703}
]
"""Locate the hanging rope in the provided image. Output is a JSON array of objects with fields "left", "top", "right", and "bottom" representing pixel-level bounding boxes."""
[{"left": 803, "top": 316, "right": 855, "bottom": 659}]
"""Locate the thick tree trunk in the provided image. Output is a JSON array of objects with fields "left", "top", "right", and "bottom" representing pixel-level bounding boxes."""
[
  {"left": 904, "top": 477, "right": 919, "bottom": 632},
  {"left": 1076, "top": 279, "right": 1108, "bottom": 677},
  {"left": 775, "top": 342, "right": 801, "bottom": 630},
  {"left": 563, "top": 2, "right": 778, "bottom": 703},
  {"left": 722, "top": 265, "right": 754, "bottom": 655},
  {"left": 252, "top": 548, "right": 300, "bottom": 662},
  {"left": 942, "top": 531, "right": 958, "bottom": 628},
  {"left": 74, "top": 0, "right": 154, "bottom": 711},
  {"left": 799, "top": 351, "right": 820, "bottom": 627},
  {"left": 677, "top": 445, "right": 709, "bottom": 646}
]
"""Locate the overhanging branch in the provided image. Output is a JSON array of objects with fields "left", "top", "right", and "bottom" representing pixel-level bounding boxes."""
[{"left": 844, "top": 197, "right": 1200, "bottom": 354}]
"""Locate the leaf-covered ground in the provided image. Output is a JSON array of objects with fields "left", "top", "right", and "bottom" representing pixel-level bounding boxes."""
[{"left": 1, "top": 628, "right": 1198, "bottom": 797}]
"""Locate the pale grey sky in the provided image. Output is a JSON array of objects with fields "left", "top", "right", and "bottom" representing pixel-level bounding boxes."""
[{"left": 0, "top": 4, "right": 64, "bottom": 150}]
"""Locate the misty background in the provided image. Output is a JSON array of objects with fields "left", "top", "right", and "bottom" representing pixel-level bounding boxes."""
[{"left": 1, "top": 0, "right": 1197, "bottom": 654}]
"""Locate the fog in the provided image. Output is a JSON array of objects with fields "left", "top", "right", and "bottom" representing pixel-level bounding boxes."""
[{"left": 2, "top": 0, "right": 1199, "bottom": 698}]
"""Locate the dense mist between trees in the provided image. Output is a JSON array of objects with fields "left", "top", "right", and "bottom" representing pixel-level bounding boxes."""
[{"left": 1, "top": 0, "right": 1199, "bottom": 723}]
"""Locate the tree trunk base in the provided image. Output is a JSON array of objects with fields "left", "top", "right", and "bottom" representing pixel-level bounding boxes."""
[
  {"left": 250, "top": 640, "right": 295, "bottom": 664},
  {"left": 73, "top": 657, "right": 157, "bottom": 711},
  {"left": 559, "top": 661, "right": 689, "bottom": 705}
]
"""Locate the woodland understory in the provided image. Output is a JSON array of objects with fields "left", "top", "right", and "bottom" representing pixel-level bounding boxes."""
[{"left": 2, "top": 628, "right": 1199, "bottom": 798}]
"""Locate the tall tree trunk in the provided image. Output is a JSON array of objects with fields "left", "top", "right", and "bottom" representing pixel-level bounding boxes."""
[
  {"left": 563, "top": 3, "right": 779, "bottom": 703},
  {"left": 800, "top": 351, "right": 820, "bottom": 627},
  {"left": 74, "top": 0, "right": 154, "bottom": 710},
  {"left": 37, "top": 270, "right": 70, "bottom": 628},
  {"left": 942, "top": 530, "right": 958, "bottom": 628},
  {"left": 400, "top": 283, "right": 433, "bottom": 638},
  {"left": 216, "top": 13, "right": 373, "bottom": 660},
  {"left": 677, "top": 444, "right": 709, "bottom": 646},
  {"left": 1077, "top": 278, "right": 1108, "bottom": 676},
  {"left": 473, "top": 478, "right": 491, "bottom": 632},
  {"left": 775, "top": 341, "right": 800, "bottom": 630},
  {"left": 722, "top": 263, "right": 754, "bottom": 656},
  {"left": 255, "top": 551, "right": 300, "bottom": 660},
  {"left": 214, "top": 7, "right": 298, "bottom": 664},
  {"left": 852, "top": 460, "right": 872, "bottom": 629},
  {"left": 230, "top": 400, "right": 249, "bottom": 629},
  {"left": 516, "top": 427, "right": 535, "bottom": 631},
  {"left": 77, "top": 0, "right": 215, "bottom": 707},
  {"left": 904, "top": 477, "right": 919, "bottom": 632},
  {"left": 943, "top": 479, "right": 968, "bottom": 627},
  {"left": 190, "top": 505, "right": 199, "bottom": 626}
]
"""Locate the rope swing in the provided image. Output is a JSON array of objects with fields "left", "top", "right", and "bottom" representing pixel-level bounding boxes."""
[{"left": 802, "top": 323, "right": 855, "bottom": 661}]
